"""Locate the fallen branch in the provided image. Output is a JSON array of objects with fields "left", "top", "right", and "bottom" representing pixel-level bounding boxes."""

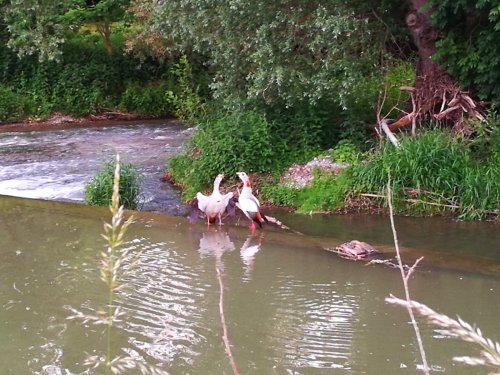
[
  {"left": 387, "top": 113, "right": 414, "bottom": 132},
  {"left": 380, "top": 119, "right": 400, "bottom": 147},
  {"left": 360, "top": 193, "right": 500, "bottom": 215}
]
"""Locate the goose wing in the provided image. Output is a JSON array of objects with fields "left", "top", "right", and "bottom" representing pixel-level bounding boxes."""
[
  {"left": 196, "top": 192, "right": 210, "bottom": 212},
  {"left": 239, "top": 194, "right": 260, "bottom": 213}
]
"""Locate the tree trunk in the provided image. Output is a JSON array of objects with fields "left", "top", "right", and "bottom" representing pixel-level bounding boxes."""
[
  {"left": 97, "top": 21, "right": 113, "bottom": 55},
  {"left": 385, "top": 0, "right": 483, "bottom": 133}
]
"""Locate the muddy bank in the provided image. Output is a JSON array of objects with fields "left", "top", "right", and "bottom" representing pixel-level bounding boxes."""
[{"left": 0, "top": 113, "right": 173, "bottom": 133}]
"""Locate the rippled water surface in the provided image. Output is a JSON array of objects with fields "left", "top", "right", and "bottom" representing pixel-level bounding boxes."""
[
  {"left": 1, "top": 122, "right": 499, "bottom": 374},
  {"left": 1, "top": 196, "right": 499, "bottom": 374}
]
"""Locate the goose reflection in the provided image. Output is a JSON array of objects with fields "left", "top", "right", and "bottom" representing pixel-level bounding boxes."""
[
  {"left": 197, "top": 228, "right": 235, "bottom": 268},
  {"left": 240, "top": 232, "right": 263, "bottom": 279}
]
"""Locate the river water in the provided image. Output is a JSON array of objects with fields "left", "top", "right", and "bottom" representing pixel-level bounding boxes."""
[
  {"left": 0, "top": 122, "right": 499, "bottom": 374},
  {"left": 0, "top": 119, "right": 191, "bottom": 215}
]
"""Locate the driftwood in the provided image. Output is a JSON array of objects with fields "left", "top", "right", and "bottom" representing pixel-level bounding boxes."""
[
  {"left": 380, "top": 119, "right": 400, "bottom": 147},
  {"left": 386, "top": 88, "right": 484, "bottom": 134}
]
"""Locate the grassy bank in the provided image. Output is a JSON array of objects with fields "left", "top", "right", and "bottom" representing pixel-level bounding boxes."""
[{"left": 260, "top": 124, "right": 500, "bottom": 221}]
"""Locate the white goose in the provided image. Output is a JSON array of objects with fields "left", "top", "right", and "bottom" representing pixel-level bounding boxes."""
[
  {"left": 195, "top": 174, "right": 234, "bottom": 225},
  {"left": 236, "top": 172, "right": 267, "bottom": 230}
]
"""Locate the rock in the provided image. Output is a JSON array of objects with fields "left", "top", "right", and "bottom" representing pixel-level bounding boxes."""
[{"left": 281, "top": 155, "right": 348, "bottom": 189}]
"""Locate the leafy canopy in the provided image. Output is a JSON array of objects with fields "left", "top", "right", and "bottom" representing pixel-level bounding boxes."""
[
  {"left": 3, "top": 0, "right": 131, "bottom": 60},
  {"left": 428, "top": 0, "right": 500, "bottom": 102},
  {"left": 145, "top": 0, "right": 402, "bottom": 110}
]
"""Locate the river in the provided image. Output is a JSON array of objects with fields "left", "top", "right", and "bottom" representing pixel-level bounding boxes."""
[{"left": 0, "top": 121, "right": 499, "bottom": 374}]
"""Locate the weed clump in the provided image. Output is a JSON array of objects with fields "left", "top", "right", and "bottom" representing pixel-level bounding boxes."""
[{"left": 84, "top": 159, "right": 142, "bottom": 210}]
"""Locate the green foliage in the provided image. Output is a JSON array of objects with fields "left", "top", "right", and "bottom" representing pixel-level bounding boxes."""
[
  {"left": 260, "top": 182, "right": 301, "bottom": 208},
  {"left": 146, "top": 0, "right": 405, "bottom": 111},
  {"left": 260, "top": 169, "right": 356, "bottom": 213},
  {"left": 164, "top": 55, "right": 205, "bottom": 122},
  {"left": 343, "top": 60, "right": 415, "bottom": 124},
  {"left": 0, "top": 32, "right": 171, "bottom": 118},
  {"left": 355, "top": 131, "right": 469, "bottom": 197},
  {"left": 0, "top": 84, "right": 29, "bottom": 122},
  {"left": 296, "top": 170, "right": 353, "bottom": 213},
  {"left": 261, "top": 139, "right": 362, "bottom": 211},
  {"left": 328, "top": 140, "right": 360, "bottom": 164},
  {"left": 459, "top": 162, "right": 500, "bottom": 220},
  {"left": 119, "top": 82, "right": 173, "bottom": 116},
  {"left": 4, "top": 0, "right": 74, "bottom": 61},
  {"left": 84, "top": 159, "right": 142, "bottom": 209},
  {"left": 169, "top": 110, "right": 276, "bottom": 199},
  {"left": 352, "top": 130, "right": 500, "bottom": 219},
  {"left": 264, "top": 103, "right": 325, "bottom": 161},
  {"left": 428, "top": 0, "right": 500, "bottom": 103},
  {"left": 4, "top": 0, "right": 132, "bottom": 60}
]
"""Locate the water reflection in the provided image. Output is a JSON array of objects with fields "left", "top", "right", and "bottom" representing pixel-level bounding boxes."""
[
  {"left": 197, "top": 228, "right": 236, "bottom": 268},
  {"left": 266, "top": 278, "right": 358, "bottom": 371},
  {"left": 240, "top": 232, "right": 263, "bottom": 281}
]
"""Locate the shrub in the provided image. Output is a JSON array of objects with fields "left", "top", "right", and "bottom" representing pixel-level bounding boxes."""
[
  {"left": 119, "top": 82, "right": 173, "bottom": 116},
  {"left": 164, "top": 55, "right": 206, "bottom": 122},
  {"left": 260, "top": 182, "right": 301, "bottom": 208},
  {"left": 169, "top": 110, "right": 276, "bottom": 199},
  {"left": 296, "top": 169, "right": 355, "bottom": 213},
  {"left": 84, "top": 159, "right": 142, "bottom": 209},
  {"left": 328, "top": 140, "right": 360, "bottom": 163},
  {"left": 0, "top": 31, "right": 171, "bottom": 119},
  {"left": 0, "top": 85, "right": 29, "bottom": 122}
]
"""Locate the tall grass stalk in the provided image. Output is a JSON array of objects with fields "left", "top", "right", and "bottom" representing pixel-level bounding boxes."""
[
  {"left": 100, "top": 154, "right": 136, "bottom": 371},
  {"left": 68, "top": 155, "right": 167, "bottom": 375},
  {"left": 385, "top": 173, "right": 500, "bottom": 374},
  {"left": 386, "top": 296, "right": 500, "bottom": 373},
  {"left": 386, "top": 173, "right": 430, "bottom": 374}
]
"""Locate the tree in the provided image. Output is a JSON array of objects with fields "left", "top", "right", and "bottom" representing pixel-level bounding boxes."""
[
  {"left": 63, "top": 0, "right": 131, "bottom": 55},
  {"left": 4, "top": 0, "right": 74, "bottom": 61},
  {"left": 2, "top": 0, "right": 130, "bottom": 60},
  {"left": 387, "top": 0, "right": 488, "bottom": 133},
  {"left": 136, "top": 0, "right": 402, "bottom": 111},
  {"left": 428, "top": 0, "right": 500, "bottom": 103}
]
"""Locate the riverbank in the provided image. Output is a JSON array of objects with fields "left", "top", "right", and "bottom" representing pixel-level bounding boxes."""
[
  {"left": 3, "top": 114, "right": 499, "bottom": 223},
  {"left": 0, "top": 112, "right": 172, "bottom": 133}
]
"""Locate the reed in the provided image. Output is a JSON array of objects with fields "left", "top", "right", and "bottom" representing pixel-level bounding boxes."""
[
  {"left": 385, "top": 172, "right": 500, "bottom": 374},
  {"left": 68, "top": 155, "right": 167, "bottom": 375},
  {"left": 385, "top": 174, "right": 430, "bottom": 374},
  {"left": 386, "top": 296, "right": 500, "bottom": 373},
  {"left": 354, "top": 129, "right": 500, "bottom": 219}
]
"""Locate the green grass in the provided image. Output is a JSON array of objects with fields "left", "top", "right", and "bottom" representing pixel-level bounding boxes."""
[
  {"left": 260, "top": 128, "right": 500, "bottom": 220},
  {"left": 84, "top": 158, "right": 142, "bottom": 209}
]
